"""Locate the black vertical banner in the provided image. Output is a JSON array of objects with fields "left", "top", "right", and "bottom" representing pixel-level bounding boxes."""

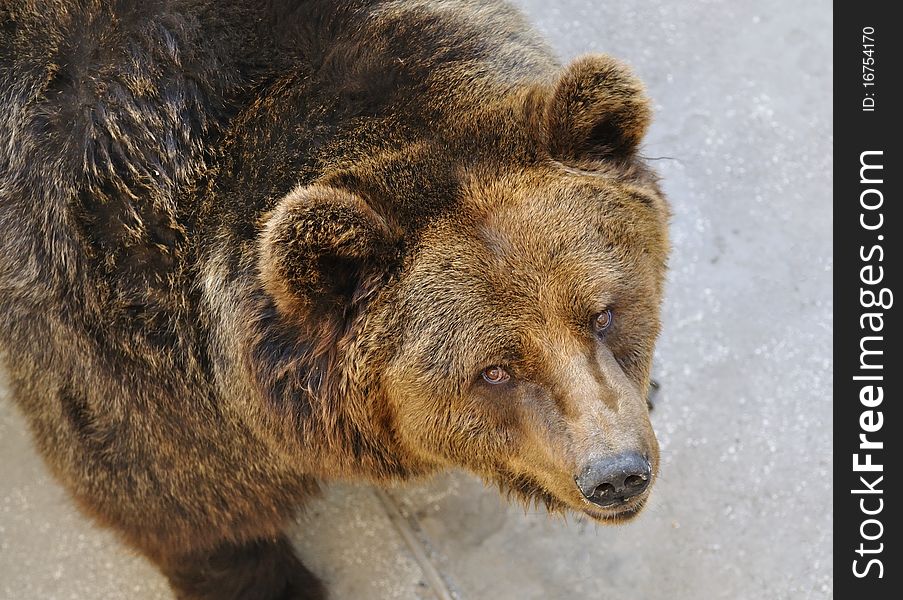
[{"left": 835, "top": 2, "right": 900, "bottom": 597}]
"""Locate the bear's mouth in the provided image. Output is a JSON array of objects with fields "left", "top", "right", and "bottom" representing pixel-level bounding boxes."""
[{"left": 579, "top": 496, "right": 649, "bottom": 523}]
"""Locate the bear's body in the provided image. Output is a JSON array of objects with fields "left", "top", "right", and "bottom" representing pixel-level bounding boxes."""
[{"left": 1, "top": 1, "right": 669, "bottom": 598}]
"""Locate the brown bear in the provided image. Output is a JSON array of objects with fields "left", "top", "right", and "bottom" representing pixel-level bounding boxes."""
[{"left": 0, "top": 1, "right": 669, "bottom": 598}]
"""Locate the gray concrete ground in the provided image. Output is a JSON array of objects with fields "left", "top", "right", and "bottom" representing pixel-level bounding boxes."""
[{"left": 0, "top": 0, "right": 833, "bottom": 598}]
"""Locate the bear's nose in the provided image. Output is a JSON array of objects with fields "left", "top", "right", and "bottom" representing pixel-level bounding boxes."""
[{"left": 575, "top": 451, "right": 651, "bottom": 508}]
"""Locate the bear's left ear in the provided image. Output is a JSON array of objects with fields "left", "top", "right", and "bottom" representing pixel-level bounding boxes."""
[
  {"left": 257, "top": 184, "right": 398, "bottom": 322},
  {"left": 544, "top": 54, "right": 652, "bottom": 162}
]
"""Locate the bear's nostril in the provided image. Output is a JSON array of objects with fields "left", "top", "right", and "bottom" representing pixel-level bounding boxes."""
[
  {"left": 625, "top": 474, "right": 646, "bottom": 489},
  {"left": 593, "top": 482, "right": 617, "bottom": 500}
]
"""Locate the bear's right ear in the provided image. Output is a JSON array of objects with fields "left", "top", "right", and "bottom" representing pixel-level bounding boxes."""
[
  {"left": 544, "top": 54, "right": 652, "bottom": 162},
  {"left": 257, "top": 184, "right": 397, "bottom": 321}
]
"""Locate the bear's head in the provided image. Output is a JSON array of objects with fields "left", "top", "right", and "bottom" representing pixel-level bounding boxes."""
[{"left": 257, "top": 55, "right": 668, "bottom": 522}]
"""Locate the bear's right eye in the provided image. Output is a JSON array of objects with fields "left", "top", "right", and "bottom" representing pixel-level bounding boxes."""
[
  {"left": 480, "top": 366, "right": 511, "bottom": 385},
  {"left": 592, "top": 308, "right": 614, "bottom": 336}
]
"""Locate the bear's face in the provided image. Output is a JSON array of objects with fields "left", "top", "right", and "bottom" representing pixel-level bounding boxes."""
[
  {"left": 257, "top": 54, "right": 668, "bottom": 521},
  {"left": 381, "top": 164, "right": 667, "bottom": 521}
]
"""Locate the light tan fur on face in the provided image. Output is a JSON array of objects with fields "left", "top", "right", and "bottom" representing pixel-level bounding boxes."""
[{"left": 382, "top": 163, "right": 666, "bottom": 520}]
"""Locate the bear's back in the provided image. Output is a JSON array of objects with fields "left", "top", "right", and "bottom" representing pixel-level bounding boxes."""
[{"left": 0, "top": 0, "right": 554, "bottom": 338}]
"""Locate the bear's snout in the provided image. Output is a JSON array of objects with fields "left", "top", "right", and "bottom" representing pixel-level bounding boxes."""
[{"left": 575, "top": 451, "right": 651, "bottom": 508}]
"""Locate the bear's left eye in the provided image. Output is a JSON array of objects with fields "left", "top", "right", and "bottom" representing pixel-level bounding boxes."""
[
  {"left": 481, "top": 366, "right": 511, "bottom": 385},
  {"left": 592, "top": 309, "right": 614, "bottom": 335}
]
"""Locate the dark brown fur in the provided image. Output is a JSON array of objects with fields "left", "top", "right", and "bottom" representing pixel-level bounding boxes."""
[{"left": 0, "top": 1, "right": 669, "bottom": 598}]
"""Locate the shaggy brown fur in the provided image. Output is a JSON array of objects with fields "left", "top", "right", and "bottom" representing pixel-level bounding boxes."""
[{"left": 0, "top": 1, "right": 669, "bottom": 598}]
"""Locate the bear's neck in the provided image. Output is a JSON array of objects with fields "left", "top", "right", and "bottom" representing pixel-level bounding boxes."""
[{"left": 234, "top": 291, "right": 437, "bottom": 482}]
